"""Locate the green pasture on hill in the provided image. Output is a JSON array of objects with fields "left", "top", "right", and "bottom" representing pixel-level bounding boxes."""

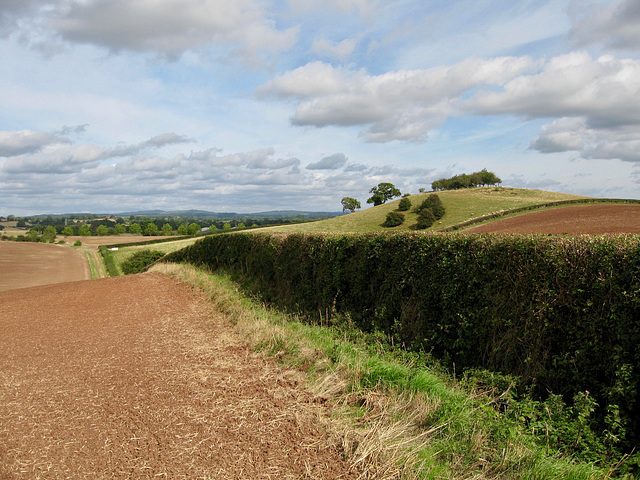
[
  {"left": 106, "top": 237, "right": 203, "bottom": 275},
  {"left": 261, "top": 187, "right": 589, "bottom": 234}
]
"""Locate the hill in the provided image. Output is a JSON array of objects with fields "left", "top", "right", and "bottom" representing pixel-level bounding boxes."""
[{"left": 261, "top": 187, "right": 590, "bottom": 234}]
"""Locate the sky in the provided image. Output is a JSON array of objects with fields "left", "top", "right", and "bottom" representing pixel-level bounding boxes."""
[{"left": 1, "top": 0, "right": 640, "bottom": 215}]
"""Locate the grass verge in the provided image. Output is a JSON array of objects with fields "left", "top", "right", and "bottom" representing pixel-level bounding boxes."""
[
  {"left": 150, "top": 262, "right": 615, "bottom": 479},
  {"left": 85, "top": 251, "right": 97, "bottom": 279}
]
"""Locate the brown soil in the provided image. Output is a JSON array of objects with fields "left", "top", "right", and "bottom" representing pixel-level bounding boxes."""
[
  {"left": 464, "top": 204, "right": 640, "bottom": 234},
  {"left": 0, "top": 274, "right": 357, "bottom": 479},
  {"left": 63, "top": 236, "right": 170, "bottom": 248},
  {"left": 0, "top": 242, "right": 90, "bottom": 292}
]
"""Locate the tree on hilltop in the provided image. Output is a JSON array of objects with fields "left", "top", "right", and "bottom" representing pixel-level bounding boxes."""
[
  {"left": 367, "top": 183, "right": 401, "bottom": 206},
  {"left": 341, "top": 197, "right": 361, "bottom": 213}
]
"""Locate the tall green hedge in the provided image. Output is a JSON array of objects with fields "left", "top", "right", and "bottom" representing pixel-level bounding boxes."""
[{"left": 164, "top": 232, "right": 640, "bottom": 452}]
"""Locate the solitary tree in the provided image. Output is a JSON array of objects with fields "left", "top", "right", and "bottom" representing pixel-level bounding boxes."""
[
  {"left": 42, "top": 225, "right": 57, "bottom": 243},
  {"left": 367, "top": 183, "right": 402, "bottom": 206},
  {"left": 341, "top": 197, "right": 361, "bottom": 213}
]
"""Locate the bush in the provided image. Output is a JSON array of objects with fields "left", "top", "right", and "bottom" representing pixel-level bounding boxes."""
[
  {"left": 398, "top": 197, "right": 412, "bottom": 211},
  {"left": 73, "top": 240, "right": 82, "bottom": 246},
  {"left": 382, "top": 211, "right": 405, "bottom": 227},
  {"left": 415, "top": 208, "right": 436, "bottom": 229},
  {"left": 121, "top": 249, "right": 165, "bottom": 274}
]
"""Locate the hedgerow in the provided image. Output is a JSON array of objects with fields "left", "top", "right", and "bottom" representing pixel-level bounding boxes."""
[{"left": 164, "top": 232, "right": 640, "bottom": 471}]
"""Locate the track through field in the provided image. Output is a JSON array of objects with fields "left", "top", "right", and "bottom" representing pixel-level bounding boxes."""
[{"left": 0, "top": 274, "right": 356, "bottom": 479}]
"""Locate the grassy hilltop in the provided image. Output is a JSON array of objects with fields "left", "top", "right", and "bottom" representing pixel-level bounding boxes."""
[{"left": 263, "top": 187, "right": 590, "bottom": 234}]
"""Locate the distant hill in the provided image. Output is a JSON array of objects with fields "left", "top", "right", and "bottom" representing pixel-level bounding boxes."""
[
  {"left": 261, "top": 187, "right": 593, "bottom": 234},
  {"left": 117, "top": 209, "right": 343, "bottom": 219},
  {"left": 31, "top": 210, "right": 344, "bottom": 220}
]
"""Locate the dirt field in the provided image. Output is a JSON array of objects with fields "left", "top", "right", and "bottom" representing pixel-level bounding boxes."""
[
  {"left": 0, "top": 242, "right": 90, "bottom": 292},
  {"left": 62, "top": 235, "right": 170, "bottom": 248},
  {"left": 464, "top": 204, "right": 640, "bottom": 234},
  {"left": 0, "top": 273, "right": 357, "bottom": 479}
]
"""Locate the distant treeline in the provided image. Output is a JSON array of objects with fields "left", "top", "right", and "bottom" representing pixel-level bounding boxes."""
[
  {"left": 432, "top": 169, "right": 501, "bottom": 191},
  {"left": 1, "top": 214, "right": 333, "bottom": 239}
]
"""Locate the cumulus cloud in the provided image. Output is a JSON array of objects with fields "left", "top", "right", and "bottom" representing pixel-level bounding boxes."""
[
  {"left": 0, "top": 130, "right": 70, "bottom": 157},
  {"left": 530, "top": 118, "right": 640, "bottom": 162},
  {"left": 570, "top": 0, "right": 640, "bottom": 50},
  {"left": 468, "top": 52, "right": 640, "bottom": 163},
  {"left": 2, "top": 143, "right": 104, "bottom": 174},
  {"left": 259, "top": 56, "right": 539, "bottom": 142},
  {"left": 306, "top": 153, "right": 348, "bottom": 170},
  {"left": 7, "top": 0, "right": 298, "bottom": 62},
  {"left": 0, "top": 126, "right": 443, "bottom": 213},
  {"left": 52, "top": 0, "right": 297, "bottom": 59},
  {"left": 469, "top": 52, "right": 640, "bottom": 127}
]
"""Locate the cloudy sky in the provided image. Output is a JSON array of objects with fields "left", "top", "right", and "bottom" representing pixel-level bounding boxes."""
[{"left": 1, "top": 0, "right": 639, "bottom": 215}]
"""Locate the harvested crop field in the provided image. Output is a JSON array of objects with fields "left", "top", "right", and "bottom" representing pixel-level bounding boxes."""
[
  {"left": 0, "top": 273, "right": 357, "bottom": 479},
  {"left": 63, "top": 235, "right": 169, "bottom": 247},
  {"left": 0, "top": 242, "right": 89, "bottom": 292},
  {"left": 464, "top": 204, "right": 640, "bottom": 234}
]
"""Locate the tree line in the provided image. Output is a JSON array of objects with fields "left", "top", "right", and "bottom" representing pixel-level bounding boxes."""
[{"left": 431, "top": 169, "right": 501, "bottom": 191}]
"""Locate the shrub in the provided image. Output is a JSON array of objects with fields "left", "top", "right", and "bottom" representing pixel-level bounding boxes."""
[
  {"left": 121, "top": 249, "right": 165, "bottom": 274},
  {"left": 415, "top": 208, "right": 436, "bottom": 229},
  {"left": 383, "top": 211, "right": 405, "bottom": 227},
  {"left": 414, "top": 194, "right": 445, "bottom": 223},
  {"left": 398, "top": 197, "right": 412, "bottom": 211},
  {"left": 74, "top": 240, "right": 82, "bottom": 246}
]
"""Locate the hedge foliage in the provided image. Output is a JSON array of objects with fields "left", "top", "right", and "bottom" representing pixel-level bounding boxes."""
[
  {"left": 164, "top": 232, "right": 640, "bottom": 454},
  {"left": 121, "top": 249, "right": 165, "bottom": 274}
]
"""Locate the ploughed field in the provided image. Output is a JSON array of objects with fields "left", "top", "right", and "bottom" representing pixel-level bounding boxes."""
[
  {"left": 0, "top": 242, "right": 89, "bottom": 292},
  {"left": 0, "top": 274, "right": 357, "bottom": 479},
  {"left": 464, "top": 204, "right": 640, "bottom": 234}
]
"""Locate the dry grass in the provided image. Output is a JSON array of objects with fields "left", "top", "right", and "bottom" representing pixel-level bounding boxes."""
[
  {"left": 150, "top": 262, "right": 609, "bottom": 480},
  {"left": 151, "top": 262, "right": 442, "bottom": 479}
]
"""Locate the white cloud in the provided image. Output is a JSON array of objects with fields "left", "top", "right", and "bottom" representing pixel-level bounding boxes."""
[
  {"left": 105, "top": 133, "right": 194, "bottom": 158},
  {"left": 259, "top": 56, "right": 539, "bottom": 142},
  {"left": 531, "top": 117, "right": 640, "bottom": 162},
  {"left": 257, "top": 61, "right": 360, "bottom": 99},
  {"left": 468, "top": 52, "right": 640, "bottom": 162},
  {"left": 469, "top": 52, "right": 640, "bottom": 126},
  {"left": 2, "top": 143, "right": 104, "bottom": 174},
  {"left": 570, "top": 0, "right": 640, "bottom": 50},
  {"left": 306, "top": 153, "right": 348, "bottom": 170},
  {"left": 0, "top": 126, "right": 442, "bottom": 213},
  {"left": 7, "top": 0, "right": 298, "bottom": 62},
  {"left": 0, "top": 130, "right": 70, "bottom": 157}
]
